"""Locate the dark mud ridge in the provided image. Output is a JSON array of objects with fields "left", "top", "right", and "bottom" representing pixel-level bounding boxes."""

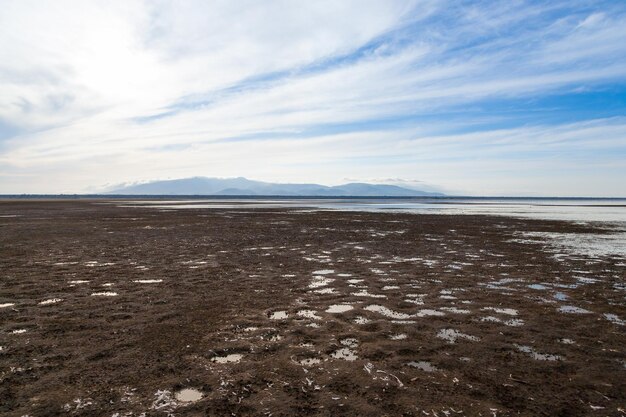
[{"left": 0, "top": 201, "right": 624, "bottom": 416}]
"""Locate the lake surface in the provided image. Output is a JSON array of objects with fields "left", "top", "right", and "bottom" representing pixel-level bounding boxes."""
[{"left": 119, "top": 198, "right": 626, "bottom": 224}]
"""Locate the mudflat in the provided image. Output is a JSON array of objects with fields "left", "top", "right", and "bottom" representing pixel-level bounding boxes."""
[{"left": 0, "top": 200, "right": 624, "bottom": 416}]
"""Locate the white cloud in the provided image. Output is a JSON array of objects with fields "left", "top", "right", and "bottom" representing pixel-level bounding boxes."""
[{"left": 0, "top": 0, "right": 625, "bottom": 195}]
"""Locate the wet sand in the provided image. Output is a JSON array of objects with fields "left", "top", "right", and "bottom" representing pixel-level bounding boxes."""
[{"left": 0, "top": 200, "right": 624, "bottom": 416}]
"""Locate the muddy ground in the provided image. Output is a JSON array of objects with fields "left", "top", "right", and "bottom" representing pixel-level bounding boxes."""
[{"left": 0, "top": 200, "right": 624, "bottom": 416}]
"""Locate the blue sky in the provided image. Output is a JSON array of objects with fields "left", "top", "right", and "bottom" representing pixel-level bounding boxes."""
[{"left": 0, "top": 0, "right": 625, "bottom": 195}]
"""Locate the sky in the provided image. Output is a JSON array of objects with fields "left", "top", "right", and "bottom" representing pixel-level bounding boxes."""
[{"left": 1, "top": 0, "right": 625, "bottom": 196}]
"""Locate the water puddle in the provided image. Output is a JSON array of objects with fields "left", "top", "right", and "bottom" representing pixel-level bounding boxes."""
[
  {"left": 211, "top": 353, "right": 243, "bottom": 364},
  {"left": 480, "top": 316, "right": 525, "bottom": 326},
  {"left": 364, "top": 305, "right": 412, "bottom": 319},
  {"left": 312, "top": 288, "right": 336, "bottom": 294},
  {"left": 39, "top": 298, "right": 62, "bottom": 305},
  {"left": 299, "top": 357, "right": 322, "bottom": 366},
  {"left": 437, "top": 329, "right": 479, "bottom": 344},
  {"left": 347, "top": 279, "right": 364, "bottom": 284},
  {"left": 554, "top": 292, "right": 568, "bottom": 301},
  {"left": 330, "top": 347, "right": 358, "bottom": 361},
  {"left": 242, "top": 326, "right": 259, "bottom": 332},
  {"left": 91, "top": 292, "right": 118, "bottom": 296},
  {"left": 326, "top": 304, "right": 353, "bottom": 313},
  {"left": 312, "top": 269, "right": 335, "bottom": 275},
  {"left": 269, "top": 311, "right": 289, "bottom": 320},
  {"left": 407, "top": 361, "right": 437, "bottom": 372},
  {"left": 514, "top": 344, "right": 562, "bottom": 361},
  {"left": 351, "top": 290, "right": 387, "bottom": 298},
  {"left": 84, "top": 261, "right": 115, "bottom": 267},
  {"left": 382, "top": 286, "right": 400, "bottom": 290},
  {"left": 416, "top": 309, "right": 445, "bottom": 317},
  {"left": 558, "top": 305, "right": 591, "bottom": 314},
  {"left": 133, "top": 279, "right": 163, "bottom": 283},
  {"left": 404, "top": 298, "right": 425, "bottom": 305},
  {"left": 604, "top": 313, "right": 624, "bottom": 325},
  {"left": 340, "top": 338, "right": 359, "bottom": 348},
  {"left": 297, "top": 310, "right": 321, "bottom": 320},
  {"left": 440, "top": 307, "right": 471, "bottom": 314},
  {"left": 481, "top": 307, "right": 518, "bottom": 316},
  {"left": 174, "top": 388, "right": 203, "bottom": 403},
  {"left": 69, "top": 280, "right": 89, "bottom": 284},
  {"left": 528, "top": 284, "right": 549, "bottom": 290},
  {"left": 309, "top": 277, "right": 334, "bottom": 288}
]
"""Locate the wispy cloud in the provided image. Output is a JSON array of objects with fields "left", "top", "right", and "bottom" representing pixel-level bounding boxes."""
[{"left": 0, "top": 0, "right": 625, "bottom": 195}]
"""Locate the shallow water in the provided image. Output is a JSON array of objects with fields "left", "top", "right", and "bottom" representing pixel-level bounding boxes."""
[{"left": 120, "top": 197, "right": 626, "bottom": 223}]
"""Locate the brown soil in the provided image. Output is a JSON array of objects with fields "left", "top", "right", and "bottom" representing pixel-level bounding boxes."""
[{"left": 0, "top": 200, "right": 624, "bottom": 416}]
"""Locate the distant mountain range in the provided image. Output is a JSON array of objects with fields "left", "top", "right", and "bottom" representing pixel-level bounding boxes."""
[{"left": 107, "top": 177, "right": 444, "bottom": 196}]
